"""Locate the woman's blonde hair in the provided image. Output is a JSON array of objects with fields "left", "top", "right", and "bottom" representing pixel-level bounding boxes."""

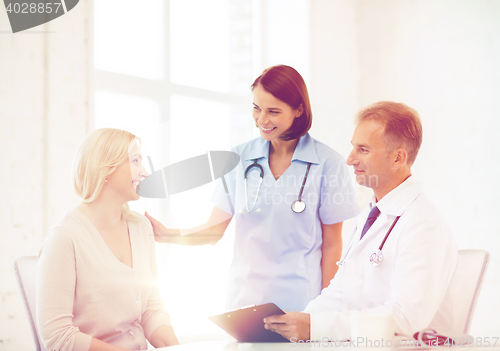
[{"left": 72, "top": 128, "right": 140, "bottom": 219}]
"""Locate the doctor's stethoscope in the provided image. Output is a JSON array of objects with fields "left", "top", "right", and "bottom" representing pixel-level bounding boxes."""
[
  {"left": 242, "top": 159, "right": 312, "bottom": 214},
  {"left": 336, "top": 215, "right": 402, "bottom": 267}
]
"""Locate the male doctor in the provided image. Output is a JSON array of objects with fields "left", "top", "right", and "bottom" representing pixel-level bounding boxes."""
[{"left": 264, "top": 101, "right": 458, "bottom": 341}]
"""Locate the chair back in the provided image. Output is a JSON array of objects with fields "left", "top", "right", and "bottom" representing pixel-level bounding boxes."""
[
  {"left": 12, "top": 256, "right": 47, "bottom": 351},
  {"left": 448, "top": 249, "right": 490, "bottom": 334}
]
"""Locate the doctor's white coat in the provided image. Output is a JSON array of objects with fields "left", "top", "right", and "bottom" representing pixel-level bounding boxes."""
[{"left": 304, "top": 177, "right": 458, "bottom": 341}]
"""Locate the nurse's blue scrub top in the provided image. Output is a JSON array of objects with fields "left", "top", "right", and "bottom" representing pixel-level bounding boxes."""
[{"left": 212, "top": 133, "right": 359, "bottom": 311}]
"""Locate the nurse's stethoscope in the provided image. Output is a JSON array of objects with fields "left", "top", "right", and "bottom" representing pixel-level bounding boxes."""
[
  {"left": 336, "top": 214, "right": 401, "bottom": 267},
  {"left": 242, "top": 159, "right": 312, "bottom": 214}
]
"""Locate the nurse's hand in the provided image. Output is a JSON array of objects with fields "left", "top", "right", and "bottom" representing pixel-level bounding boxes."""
[
  {"left": 145, "top": 211, "right": 179, "bottom": 243},
  {"left": 263, "top": 311, "right": 310, "bottom": 342}
]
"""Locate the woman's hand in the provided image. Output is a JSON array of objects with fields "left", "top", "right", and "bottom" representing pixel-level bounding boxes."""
[
  {"left": 145, "top": 211, "right": 178, "bottom": 243},
  {"left": 149, "top": 325, "right": 180, "bottom": 347}
]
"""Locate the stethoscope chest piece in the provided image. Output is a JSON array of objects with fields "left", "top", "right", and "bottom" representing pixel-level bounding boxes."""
[
  {"left": 368, "top": 215, "right": 402, "bottom": 267},
  {"left": 338, "top": 215, "right": 402, "bottom": 268},
  {"left": 369, "top": 250, "right": 384, "bottom": 267},
  {"left": 291, "top": 200, "right": 306, "bottom": 213}
]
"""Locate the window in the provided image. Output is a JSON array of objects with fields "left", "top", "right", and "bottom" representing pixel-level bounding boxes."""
[{"left": 94, "top": 0, "right": 253, "bottom": 341}]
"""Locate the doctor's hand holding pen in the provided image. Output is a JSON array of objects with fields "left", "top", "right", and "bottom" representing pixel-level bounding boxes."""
[{"left": 144, "top": 65, "right": 359, "bottom": 312}]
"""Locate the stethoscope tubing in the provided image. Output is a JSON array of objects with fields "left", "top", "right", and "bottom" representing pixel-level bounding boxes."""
[
  {"left": 377, "top": 215, "right": 401, "bottom": 251},
  {"left": 336, "top": 214, "right": 402, "bottom": 267},
  {"left": 243, "top": 159, "right": 311, "bottom": 214},
  {"left": 297, "top": 163, "right": 312, "bottom": 203},
  {"left": 244, "top": 159, "right": 264, "bottom": 179},
  {"left": 243, "top": 160, "right": 264, "bottom": 213}
]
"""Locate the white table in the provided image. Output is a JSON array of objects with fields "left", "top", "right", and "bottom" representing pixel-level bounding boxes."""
[{"left": 157, "top": 341, "right": 500, "bottom": 351}]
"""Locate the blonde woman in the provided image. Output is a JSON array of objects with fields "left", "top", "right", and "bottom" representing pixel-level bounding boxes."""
[{"left": 37, "top": 128, "right": 179, "bottom": 351}]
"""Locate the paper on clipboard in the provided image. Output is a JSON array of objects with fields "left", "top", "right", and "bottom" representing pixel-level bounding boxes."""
[{"left": 208, "top": 303, "right": 289, "bottom": 342}]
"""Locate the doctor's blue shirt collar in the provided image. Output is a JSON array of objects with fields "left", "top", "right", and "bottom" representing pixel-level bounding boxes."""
[{"left": 244, "top": 133, "right": 320, "bottom": 165}]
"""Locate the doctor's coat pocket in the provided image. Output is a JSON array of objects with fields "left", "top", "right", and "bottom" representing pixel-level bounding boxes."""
[{"left": 362, "top": 252, "right": 396, "bottom": 304}]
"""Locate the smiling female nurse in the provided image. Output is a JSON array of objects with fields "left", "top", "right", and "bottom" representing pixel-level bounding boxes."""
[{"left": 146, "top": 65, "right": 359, "bottom": 311}]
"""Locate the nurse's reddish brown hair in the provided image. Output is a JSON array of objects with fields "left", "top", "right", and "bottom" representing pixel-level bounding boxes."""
[
  {"left": 251, "top": 65, "right": 312, "bottom": 141},
  {"left": 356, "top": 101, "right": 423, "bottom": 166}
]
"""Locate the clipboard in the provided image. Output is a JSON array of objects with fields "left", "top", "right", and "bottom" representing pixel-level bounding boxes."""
[{"left": 208, "top": 303, "right": 289, "bottom": 342}]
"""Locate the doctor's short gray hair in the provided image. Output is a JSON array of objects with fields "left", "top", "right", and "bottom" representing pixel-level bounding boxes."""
[{"left": 356, "top": 101, "right": 423, "bottom": 166}]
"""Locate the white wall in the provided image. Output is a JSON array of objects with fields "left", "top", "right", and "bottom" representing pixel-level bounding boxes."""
[
  {"left": 0, "top": 3, "right": 91, "bottom": 350},
  {"left": 309, "top": 0, "right": 500, "bottom": 337},
  {"left": 258, "top": 0, "right": 311, "bottom": 82}
]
